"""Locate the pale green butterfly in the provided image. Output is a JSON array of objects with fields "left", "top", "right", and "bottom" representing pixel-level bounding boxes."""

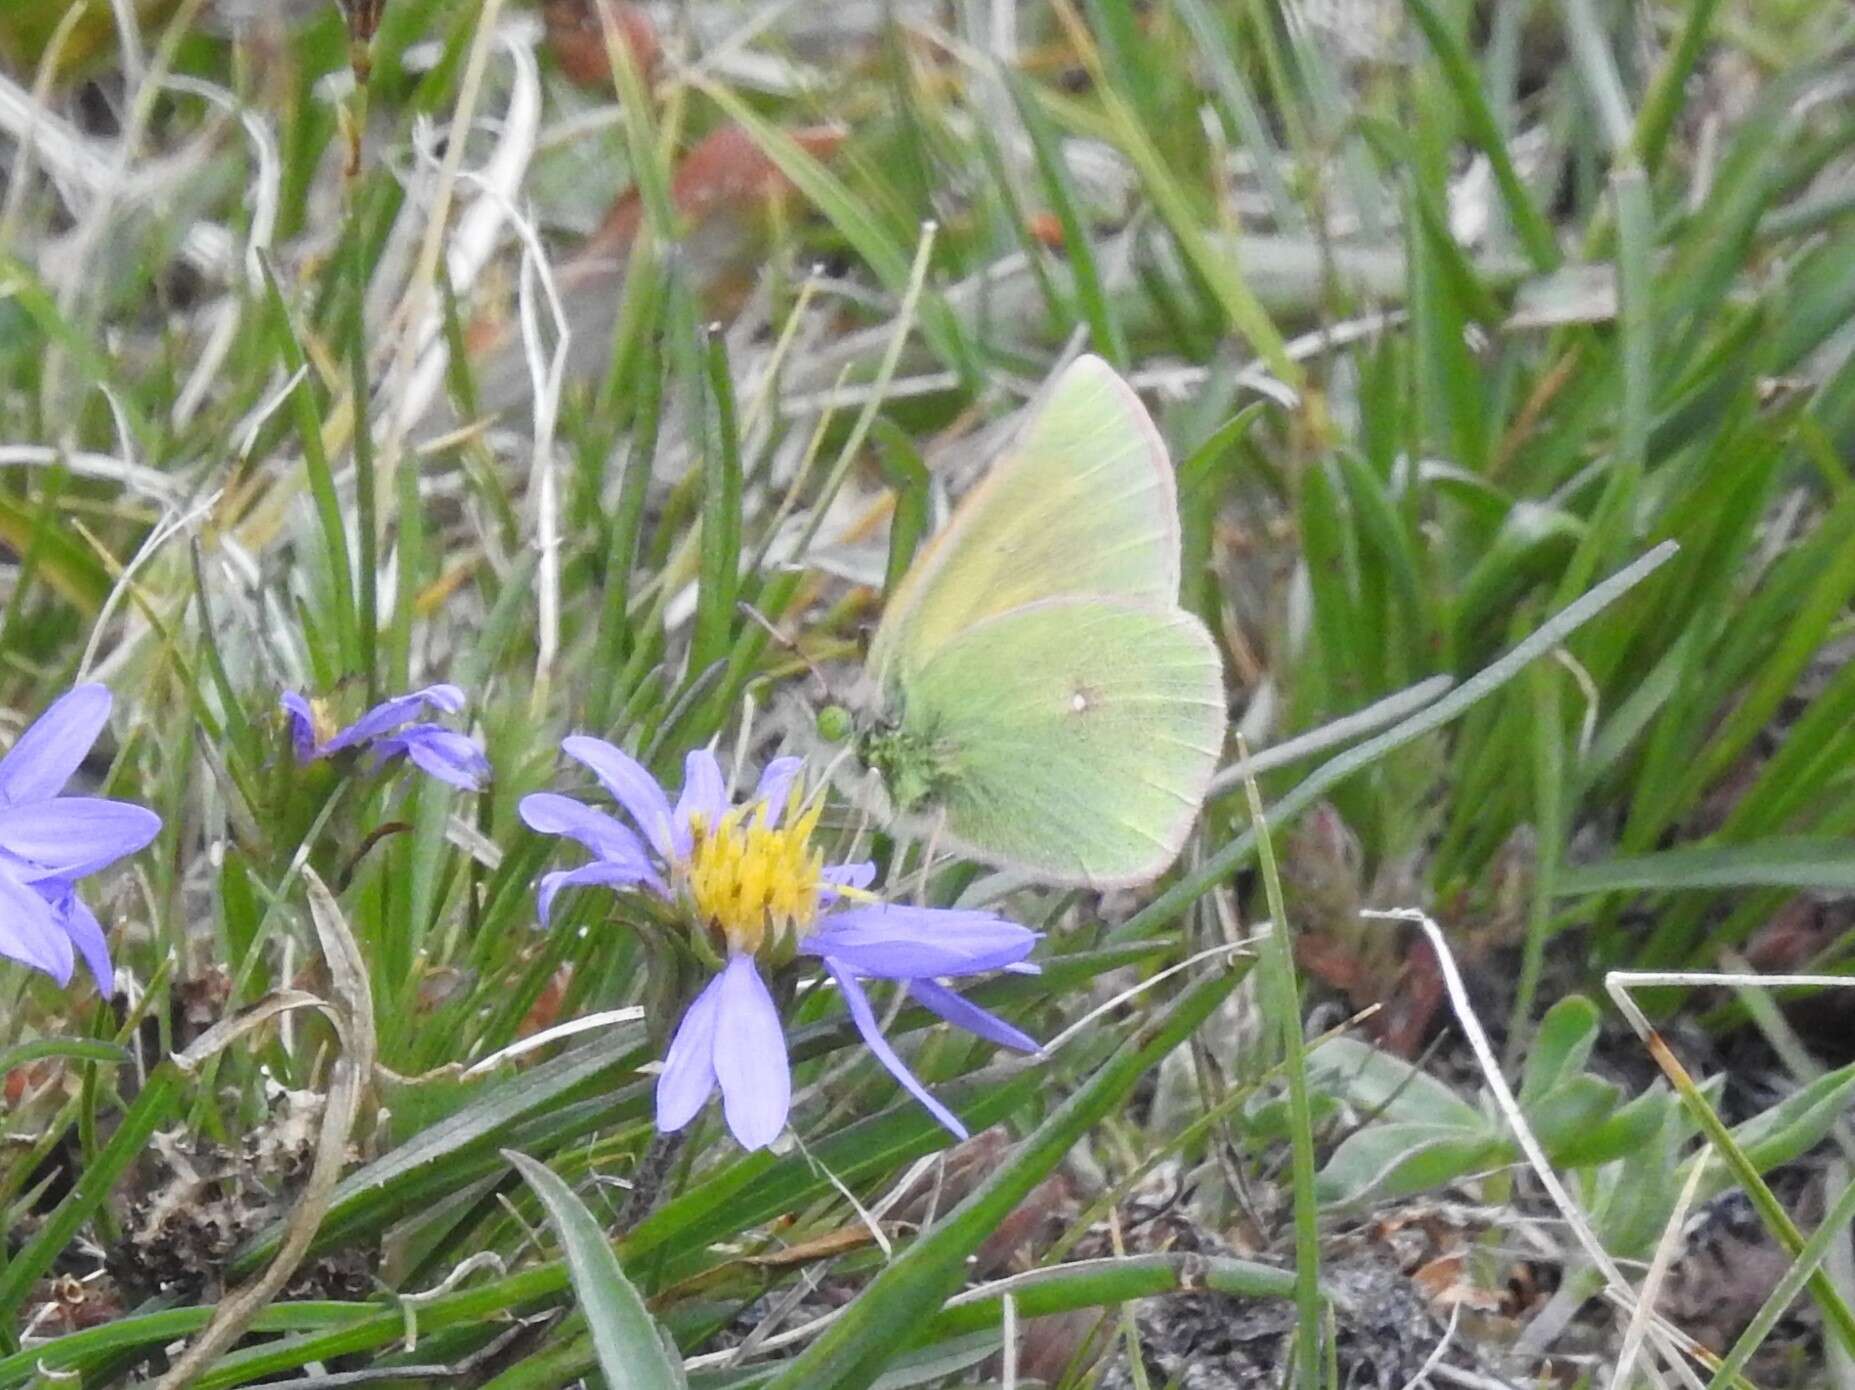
[{"left": 840, "top": 354, "right": 1228, "bottom": 888}]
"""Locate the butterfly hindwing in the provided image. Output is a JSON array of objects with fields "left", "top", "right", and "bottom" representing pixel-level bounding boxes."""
[{"left": 894, "top": 597, "right": 1226, "bottom": 888}]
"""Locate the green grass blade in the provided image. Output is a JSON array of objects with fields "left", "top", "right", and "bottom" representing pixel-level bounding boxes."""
[
  {"left": 1558, "top": 840, "right": 1855, "bottom": 895},
  {"left": 258, "top": 253, "right": 359, "bottom": 675},
  {"left": 1402, "top": 0, "right": 1562, "bottom": 270},
  {"left": 1239, "top": 747, "right": 1323, "bottom": 1389},
  {"left": 691, "top": 78, "right": 974, "bottom": 384},
  {"left": 689, "top": 328, "right": 744, "bottom": 680},
  {"left": 1002, "top": 66, "right": 1128, "bottom": 367},
  {"left": 1634, "top": 0, "right": 1725, "bottom": 172}
]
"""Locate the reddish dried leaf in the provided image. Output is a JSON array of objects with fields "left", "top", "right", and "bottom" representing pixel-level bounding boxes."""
[
  {"left": 543, "top": 0, "right": 660, "bottom": 88},
  {"left": 1025, "top": 211, "right": 1065, "bottom": 249},
  {"left": 517, "top": 965, "right": 575, "bottom": 1038},
  {"left": 594, "top": 123, "right": 848, "bottom": 253},
  {"left": 1295, "top": 932, "right": 1365, "bottom": 997},
  {"left": 1373, "top": 935, "right": 1447, "bottom": 1059}
]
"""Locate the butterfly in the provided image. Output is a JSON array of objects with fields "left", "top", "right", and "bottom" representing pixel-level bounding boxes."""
[{"left": 840, "top": 355, "right": 1227, "bottom": 888}]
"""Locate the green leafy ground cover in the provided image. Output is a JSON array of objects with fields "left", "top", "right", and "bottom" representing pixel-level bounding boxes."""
[{"left": 3, "top": 1, "right": 1855, "bottom": 1385}]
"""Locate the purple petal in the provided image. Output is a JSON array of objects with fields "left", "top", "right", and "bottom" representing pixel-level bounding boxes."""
[
  {"left": 826, "top": 961, "right": 965, "bottom": 1140},
  {"left": 0, "top": 864, "right": 73, "bottom": 983},
  {"left": 0, "top": 685, "right": 110, "bottom": 806},
  {"left": 819, "top": 861, "right": 877, "bottom": 902},
  {"left": 323, "top": 685, "right": 468, "bottom": 754},
  {"left": 280, "top": 691, "right": 319, "bottom": 761},
  {"left": 0, "top": 799, "right": 163, "bottom": 881},
  {"left": 711, "top": 954, "right": 790, "bottom": 1150},
  {"left": 804, "top": 908, "right": 1038, "bottom": 978},
  {"left": 656, "top": 970, "right": 725, "bottom": 1133},
  {"left": 562, "top": 736, "right": 677, "bottom": 860},
  {"left": 519, "top": 793, "right": 651, "bottom": 866},
  {"left": 753, "top": 757, "right": 803, "bottom": 827},
  {"left": 47, "top": 886, "right": 113, "bottom": 995},
  {"left": 381, "top": 726, "right": 490, "bottom": 791},
  {"left": 908, "top": 978, "right": 1041, "bottom": 1053},
  {"left": 536, "top": 861, "right": 658, "bottom": 925},
  {"left": 674, "top": 749, "right": 726, "bottom": 848},
  {"left": 415, "top": 683, "right": 467, "bottom": 714}
]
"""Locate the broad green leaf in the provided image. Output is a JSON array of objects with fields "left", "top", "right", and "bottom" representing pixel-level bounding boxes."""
[
  {"left": 1316, "top": 1123, "right": 1504, "bottom": 1205},
  {"left": 1550, "top": 1086, "right": 1675, "bottom": 1171},
  {"left": 1525, "top": 1075, "right": 1622, "bottom": 1157},
  {"left": 506, "top": 1150, "right": 685, "bottom": 1390},
  {"left": 1305, "top": 1035, "right": 1483, "bottom": 1130},
  {"left": 1681, "top": 1061, "right": 1855, "bottom": 1201},
  {"left": 1518, "top": 995, "right": 1601, "bottom": 1105}
]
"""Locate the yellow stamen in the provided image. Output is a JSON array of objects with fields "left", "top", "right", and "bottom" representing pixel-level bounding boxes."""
[
  {"left": 683, "top": 793, "right": 826, "bottom": 955},
  {"left": 310, "top": 697, "right": 338, "bottom": 747}
]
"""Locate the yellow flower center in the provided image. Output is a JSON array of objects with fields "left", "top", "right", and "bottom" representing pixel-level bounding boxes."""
[{"left": 683, "top": 794, "right": 826, "bottom": 956}]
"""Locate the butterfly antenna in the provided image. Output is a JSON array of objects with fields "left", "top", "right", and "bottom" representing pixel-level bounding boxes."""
[
  {"left": 737, "top": 599, "right": 830, "bottom": 696},
  {"left": 841, "top": 760, "right": 881, "bottom": 865},
  {"left": 913, "top": 808, "right": 950, "bottom": 907}
]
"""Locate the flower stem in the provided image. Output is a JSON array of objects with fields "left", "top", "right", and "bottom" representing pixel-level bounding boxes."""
[{"left": 619, "top": 1129, "right": 689, "bottom": 1230}]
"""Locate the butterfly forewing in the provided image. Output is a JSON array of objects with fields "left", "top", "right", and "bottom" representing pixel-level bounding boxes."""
[{"left": 869, "top": 355, "right": 1181, "bottom": 681}]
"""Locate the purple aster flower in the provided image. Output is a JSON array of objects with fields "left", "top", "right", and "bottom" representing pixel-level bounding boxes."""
[
  {"left": 520, "top": 739, "right": 1041, "bottom": 1151},
  {"left": 0, "top": 685, "right": 162, "bottom": 992},
  {"left": 281, "top": 684, "right": 489, "bottom": 791}
]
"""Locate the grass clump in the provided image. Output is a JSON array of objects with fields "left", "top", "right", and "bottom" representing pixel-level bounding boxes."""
[{"left": 3, "top": 2, "right": 1855, "bottom": 1386}]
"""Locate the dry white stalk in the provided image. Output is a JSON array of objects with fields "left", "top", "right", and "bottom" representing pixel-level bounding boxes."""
[
  {"left": 0, "top": 70, "right": 235, "bottom": 278},
  {"left": 793, "top": 1131, "right": 893, "bottom": 1259},
  {"left": 0, "top": 445, "right": 178, "bottom": 500},
  {"left": 107, "top": 0, "right": 146, "bottom": 87},
  {"left": 1042, "top": 938, "right": 1256, "bottom": 1056},
  {"left": 164, "top": 74, "right": 281, "bottom": 291},
  {"left": 384, "top": 15, "right": 533, "bottom": 442},
  {"left": 393, "top": 1252, "right": 508, "bottom": 1353},
  {"left": 1607, "top": 1156, "right": 1707, "bottom": 1390},
  {"left": 157, "top": 872, "right": 376, "bottom": 1389},
  {"left": 1397, "top": 1300, "right": 1461, "bottom": 1390},
  {"left": 510, "top": 197, "right": 569, "bottom": 707},
  {"left": 461, "top": 1008, "right": 646, "bottom": 1077},
  {"left": 77, "top": 489, "right": 223, "bottom": 680},
  {"left": 1001, "top": 1292, "right": 1019, "bottom": 1389},
  {"left": 1605, "top": 971, "right": 1855, "bottom": 1039}
]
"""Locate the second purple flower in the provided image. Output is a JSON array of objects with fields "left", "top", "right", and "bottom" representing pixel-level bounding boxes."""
[{"left": 281, "top": 684, "right": 489, "bottom": 791}]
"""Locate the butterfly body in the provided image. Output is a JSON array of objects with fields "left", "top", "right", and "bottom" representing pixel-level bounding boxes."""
[{"left": 859, "top": 718, "right": 953, "bottom": 815}]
